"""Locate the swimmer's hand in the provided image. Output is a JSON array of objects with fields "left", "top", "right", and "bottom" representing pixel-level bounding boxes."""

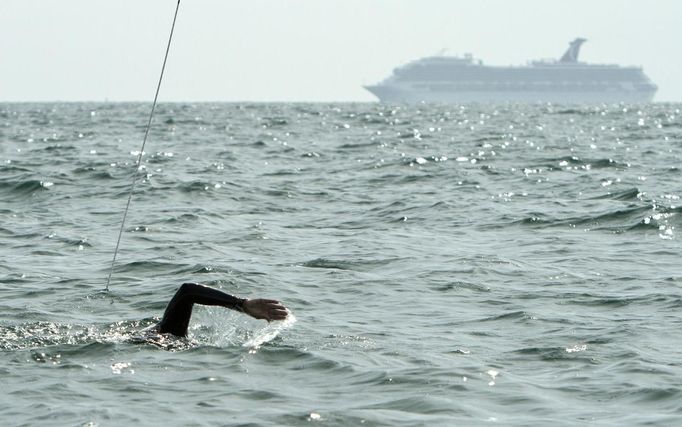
[{"left": 242, "top": 299, "right": 288, "bottom": 322}]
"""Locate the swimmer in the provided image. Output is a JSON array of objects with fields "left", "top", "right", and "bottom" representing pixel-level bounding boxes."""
[{"left": 154, "top": 283, "right": 288, "bottom": 337}]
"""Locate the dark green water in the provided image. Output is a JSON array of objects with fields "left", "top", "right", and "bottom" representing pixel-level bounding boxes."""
[{"left": 1, "top": 102, "right": 681, "bottom": 426}]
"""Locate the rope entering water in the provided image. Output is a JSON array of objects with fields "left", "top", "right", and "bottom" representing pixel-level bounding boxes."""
[{"left": 105, "top": 0, "right": 181, "bottom": 292}]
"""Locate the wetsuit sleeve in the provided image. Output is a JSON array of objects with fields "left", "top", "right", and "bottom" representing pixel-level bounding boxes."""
[{"left": 157, "top": 283, "right": 246, "bottom": 337}]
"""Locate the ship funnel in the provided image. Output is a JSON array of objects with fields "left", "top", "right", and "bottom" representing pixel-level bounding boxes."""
[{"left": 559, "top": 38, "right": 587, "bottom": 63}]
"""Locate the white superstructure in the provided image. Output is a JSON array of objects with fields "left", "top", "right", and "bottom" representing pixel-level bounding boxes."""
[{"left": 365, "top": 39, "right": 657, "bottom": 104}]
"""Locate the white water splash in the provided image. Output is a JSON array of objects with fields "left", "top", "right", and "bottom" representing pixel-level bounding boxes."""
[
  {"left": 242, "top": 312, "right": 297, "bottom": 349},
  {"left": 190, "top": 307, "right": 297, "bottom": 349}
]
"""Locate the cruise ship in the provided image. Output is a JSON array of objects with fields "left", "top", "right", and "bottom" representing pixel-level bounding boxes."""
[{"left": 364, "top": 39, "right": 657, "bottom": 104}]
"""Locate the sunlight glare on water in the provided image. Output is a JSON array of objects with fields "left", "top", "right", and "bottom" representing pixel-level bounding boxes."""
[{"left": 0, "top": 102, "right": 680, "bottom": 426}]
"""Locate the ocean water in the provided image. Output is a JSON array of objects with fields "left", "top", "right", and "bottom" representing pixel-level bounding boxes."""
[{"left": 0, "top": 102, "right": 681, "bottom": 426}]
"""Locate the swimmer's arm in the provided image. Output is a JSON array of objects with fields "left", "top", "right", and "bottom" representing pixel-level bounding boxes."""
[
  {"left": 186, "top": 284, "right": 288, "bottom": 320},
  {"left": 168, "top": 283, "right": 288, "bottom": 320},
  {"left": 157, "top": 283, "right": 288, "bottom": 337}
]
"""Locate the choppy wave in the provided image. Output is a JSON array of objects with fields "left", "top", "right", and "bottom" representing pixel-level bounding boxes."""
[{"left": 0, "top": 178, "right": 49, "bottom": 195}]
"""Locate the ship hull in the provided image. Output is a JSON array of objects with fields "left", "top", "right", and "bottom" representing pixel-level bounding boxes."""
[{"left": 365, "top": 84, "right": 656, "bottom": 104}]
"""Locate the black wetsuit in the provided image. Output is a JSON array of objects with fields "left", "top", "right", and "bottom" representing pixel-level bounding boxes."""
[{"left": 157, "top": 283, "right": 246, "bottom": 337}]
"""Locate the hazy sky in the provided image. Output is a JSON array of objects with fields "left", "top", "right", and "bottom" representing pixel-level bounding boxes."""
[{"left": 1, "top": 0, "right": 680, "bottom": 102}]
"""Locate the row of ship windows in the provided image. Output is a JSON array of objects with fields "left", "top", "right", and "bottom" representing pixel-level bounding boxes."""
[
  {"left": 411, "top": 83, "right": 656, "bottom": 92},
  {"left": 396, "top": 68, "right": 646, "bottom": 81},
  {"left": 395, "top": 76, "right": 649, "bottom": 84}
]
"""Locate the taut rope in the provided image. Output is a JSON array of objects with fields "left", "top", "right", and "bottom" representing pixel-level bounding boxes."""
[{"left": 106, "top": 0, "right": 181, "bottom": 291}]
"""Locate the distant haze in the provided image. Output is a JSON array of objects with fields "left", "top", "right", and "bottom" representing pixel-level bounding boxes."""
[{"left": 1, "top": 0, "right": 680, "bottom": 102}]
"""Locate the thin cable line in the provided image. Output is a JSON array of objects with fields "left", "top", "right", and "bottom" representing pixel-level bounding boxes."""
[{"left": 106, "top": 0, "right": 181, "bottom": 292}]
